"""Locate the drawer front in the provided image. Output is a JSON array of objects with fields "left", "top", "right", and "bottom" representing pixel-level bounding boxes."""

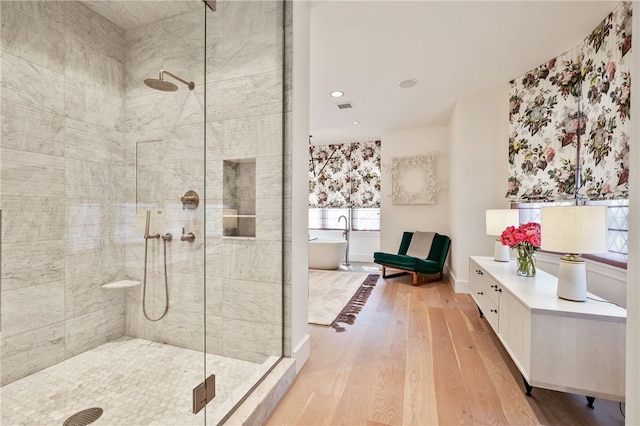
[
  {"left": 484, "top": 298, "right": 499, "bottom": 331},
  {"left": 485, "top": 276, "right": 501, "bottom": 305},
  {"left": 469, "top": 261, "right": 500, "bottom": 331}
]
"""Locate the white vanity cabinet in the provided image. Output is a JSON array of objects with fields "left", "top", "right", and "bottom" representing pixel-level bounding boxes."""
[{"left": 469, "top": 256, "right": 626, "bottom": 402}]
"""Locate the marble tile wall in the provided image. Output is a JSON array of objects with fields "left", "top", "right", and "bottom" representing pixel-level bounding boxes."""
[
  {"left": 124, "top": 0, "right": 285, "bottom": 365},
  {"left": 0, "top": 1, "right": 126, "bottom": 385},
  {"left": 206, "top": 0, "right": 285, "bottom": 363},
  {"left": 1, "top": 0, "right": 287, "bottom": 386},
  {"left": 122, "top": 6, "right": 207, "bottom": 355}
]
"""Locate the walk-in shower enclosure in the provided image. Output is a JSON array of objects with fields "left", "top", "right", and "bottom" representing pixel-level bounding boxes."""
[{"left": 0, "top": 0, "right": 287, "bottom": 424}]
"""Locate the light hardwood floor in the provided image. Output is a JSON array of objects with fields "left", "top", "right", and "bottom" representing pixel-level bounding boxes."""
[{"left": 267, "top": 274, "right": 625, "bottom": 425}]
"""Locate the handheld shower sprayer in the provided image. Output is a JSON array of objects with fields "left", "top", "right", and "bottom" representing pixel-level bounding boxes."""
[
  {"left": 144, "top": 210, "right": 160, "bottom": 240},
  {"left": 145, "top": 210, "right": 150, "bottom": 236}
]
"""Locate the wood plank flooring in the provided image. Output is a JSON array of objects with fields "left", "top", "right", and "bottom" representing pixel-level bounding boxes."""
[{"left": 266, "top": 274, "right": 625, "bottom": 425}]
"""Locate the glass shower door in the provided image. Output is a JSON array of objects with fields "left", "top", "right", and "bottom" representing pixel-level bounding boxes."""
[
  {"left": 0, "top": 0, "right": 211, "bottom": 424},
  {"left": 203, "top": 1, "right": 285, "bottom": 424},
  {"left": 0, "top": 0, "right": 286, "bottom": 423}
]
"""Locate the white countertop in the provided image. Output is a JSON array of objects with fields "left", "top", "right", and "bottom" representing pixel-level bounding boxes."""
[{"left": 470, "top": 256, "right": 626, "bottom": 321}]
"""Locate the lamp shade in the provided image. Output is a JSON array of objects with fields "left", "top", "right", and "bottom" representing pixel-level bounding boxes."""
[
  {"left": 486, "top": 209, "right": 520, "bottom": 236},
  {"left": 540, "top": 205, "right": 607, "bottom": 254}
]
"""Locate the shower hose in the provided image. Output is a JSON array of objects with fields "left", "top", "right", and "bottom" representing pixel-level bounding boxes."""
[{"left": 142, "top": 232, "right": 170, "bottom": 322}]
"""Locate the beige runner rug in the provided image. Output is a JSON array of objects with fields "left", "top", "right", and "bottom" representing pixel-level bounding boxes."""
[{"left": 308, "top": 270, "right": 380, "bottom": 330}]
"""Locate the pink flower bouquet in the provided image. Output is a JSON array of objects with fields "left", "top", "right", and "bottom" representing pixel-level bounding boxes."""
[{"left": 500, "top": 222, "right": 541, "bottom": 276}]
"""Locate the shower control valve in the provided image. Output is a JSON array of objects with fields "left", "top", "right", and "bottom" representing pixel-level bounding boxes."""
[
  {"left": 161, "top": 233, "right": 173, "bottom": 241},
  {"left": 181, "top": 228, "right": 195, "bottom": 243},
  {"left": 181, "top": 190, "right": 199, "bottom": 210}
]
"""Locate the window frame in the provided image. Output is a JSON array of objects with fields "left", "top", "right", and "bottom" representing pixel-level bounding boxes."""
[
  {"left": 308, "top": 207, "right": 380, "bottom": 232},
  {"left": 510, "top": 200, "right": 628, "bottom": 270}
]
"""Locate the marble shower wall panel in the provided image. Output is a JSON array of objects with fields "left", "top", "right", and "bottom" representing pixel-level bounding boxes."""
[
  {"left": 63, "top": 1, "right": 127, "bottom": 375},
  {"left": 203, "top": 0, "right": 285, "bottom": 363},
  {"left": 223, "top": 161, "right": 237, "bottom": 208},
  {"left": 63, "top": 0, "right": 127, "bottom": 370},
  {"left": 0, "top": 1, "right": 64, "bottom": 75},
  {"left": 283, "top": 1, "right": 293, "bottom": 357},
  {"left": 0, "top": 324, "right": 66, "bottom": 385},
  {"left": 64, "top": 1, "right": 124, "bottom": 63},
  {"left": 236, "top": 162, "right": 256, "bottom": 215},
  {"left": 220, "top": 0, "right": 283, "bottom": 40},
  {"left": 122, "top": 8, "right": 206, "bottom": 354},
  {"left": 0, "top": 52, "right": 65, "bottom": 115},
  {"left": 0, "top": 1, "right": 127, "bottom": 385},
  {"left": 222, "top": 319, "right": 282, "bottom": 364},
  {"left": 206, "top": 71, "right": 282, "bottom": 122},
  {"left": 0, "top": 102, "right": 64, "bottom": 156},
  {"left": 222, "top": 278, "right": 281, "bottom": 325}
]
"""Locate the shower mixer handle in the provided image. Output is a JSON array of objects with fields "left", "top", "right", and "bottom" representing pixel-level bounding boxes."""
[{"left": 181, "top": 228, "right": 195, "bottom": 243}]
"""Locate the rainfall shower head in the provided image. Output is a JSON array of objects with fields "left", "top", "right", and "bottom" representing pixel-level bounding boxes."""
[
  {"left": 144, "top": 70, "right": 195, "bottom": 91},
  {"left": 144, "top": 78, "right": 178, "bottom": 91}
]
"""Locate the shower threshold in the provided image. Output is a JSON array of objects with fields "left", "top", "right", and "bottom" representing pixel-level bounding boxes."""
[{"left": 0, "top": 336, "right": 277, "bottom": 425}]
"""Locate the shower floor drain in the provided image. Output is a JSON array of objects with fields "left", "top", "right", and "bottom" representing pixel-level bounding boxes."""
[{"left": 62, "top": 407, "right": 103, "bottom": 426}]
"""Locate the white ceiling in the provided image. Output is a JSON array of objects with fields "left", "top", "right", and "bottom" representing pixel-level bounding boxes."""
[
  {"left": 82, "top": 1, "right": 618, "bottom": 146},
  {"left": 309, "top": 1, "right": 618, "bottom": 145}
]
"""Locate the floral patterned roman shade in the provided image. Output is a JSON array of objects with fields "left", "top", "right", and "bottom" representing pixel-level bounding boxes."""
[
  {"left": 507, "top": 2, "right": 631, "bottom": 202},
  {"left": 309, "top": 140, "right": 381, "bottom": 208}
]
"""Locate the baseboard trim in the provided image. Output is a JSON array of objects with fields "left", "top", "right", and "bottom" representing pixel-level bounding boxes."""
[
  {"left": 447, "top": 268, "right": 469, "bottom": 294},
  {"left": 292, "top": 334, "right": 311, "bottom": 373}
]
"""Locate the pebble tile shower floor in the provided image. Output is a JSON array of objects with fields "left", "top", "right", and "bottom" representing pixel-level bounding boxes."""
[{"left": 0, "top": 336, "right": 276, "bottom": 425}]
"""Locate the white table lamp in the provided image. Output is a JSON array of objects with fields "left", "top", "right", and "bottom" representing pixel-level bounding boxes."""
[
  {"left": 540, "top": 205, "right": 607, "bottom": 302},
  {"left": 486, "top": 209, "right": 520, "bottom": 262}
]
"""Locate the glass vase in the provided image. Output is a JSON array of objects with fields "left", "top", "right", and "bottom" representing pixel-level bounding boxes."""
[{"left": 516, "top": 245, "right": 536, "bottom": 277}]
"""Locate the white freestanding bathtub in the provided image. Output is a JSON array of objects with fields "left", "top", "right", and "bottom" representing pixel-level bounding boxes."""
[{"left": 308, "top": 238, "right": 347, "bottom": 269}]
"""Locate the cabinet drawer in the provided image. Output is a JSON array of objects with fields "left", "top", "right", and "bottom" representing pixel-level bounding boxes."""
[
  {"left": 470, "top": 262, "right": 502, "bottom": 305},
  {"left": 483, "top": 297, "right": 499, "bottom": 331},
  {"left": 469, "top": 261, "right": 499, "bottom": 331},
  {"left": 485, "top": 276, "right": 501, "bottom": 305}
]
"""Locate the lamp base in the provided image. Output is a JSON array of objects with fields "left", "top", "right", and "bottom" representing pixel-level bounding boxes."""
[
  {"left": 556, "top": 255, "right": 587, "bottom": 302},
  {"left": 493, "top": 240, "right": 510, "bottom": 262}
]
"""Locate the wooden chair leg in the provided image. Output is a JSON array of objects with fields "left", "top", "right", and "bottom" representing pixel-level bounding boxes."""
[
  {"left": 412, "top": 272, "right": 418, "bottom": 285},
  {"left": 382, "top": 265, "right": 387, "bottom": 278}
]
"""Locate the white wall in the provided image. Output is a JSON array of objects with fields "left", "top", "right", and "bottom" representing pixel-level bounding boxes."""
[
  {"left": 289, "top": 0, "right": 311, "bottom": 371},
  {"left": 309, "top": 230, "right": 379, "bottom": 262},
  {"left": 379, "top": 127, "right": 450, "bottom": 254},
  {"left": 448, "top": 84, "right": 510, "bottom": 292},
  {"left": 625, "top": 2, "right": 639, "bottom": 421}
]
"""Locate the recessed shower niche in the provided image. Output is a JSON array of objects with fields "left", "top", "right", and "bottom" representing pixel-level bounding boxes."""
[{"left": 223, "top": 158, "right": 256, "bottom": 238}]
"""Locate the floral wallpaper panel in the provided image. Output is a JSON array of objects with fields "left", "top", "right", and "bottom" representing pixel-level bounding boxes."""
[
  {"left": 309, "top": 140, "right": 381, "bottom": 208},
  {"left": 579, "top": 1, "right": 631, "bottom": 200},
  {"left": 507, "top": 1, "right": 631, "bottom": 202},
  {"left": 508, "top": 44, "right": 581, "bottom": 201}
]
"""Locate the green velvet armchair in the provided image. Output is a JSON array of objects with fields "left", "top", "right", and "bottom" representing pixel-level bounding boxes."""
[{"left": 373, "top": 232, "right": 451, "bottom": 285}]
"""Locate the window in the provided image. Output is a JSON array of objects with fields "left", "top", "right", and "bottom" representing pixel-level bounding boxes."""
[
  {"left": 511, "top": 200, "right": 628, "bottom": 268},
  {"left": 309, "top": 208, "right": 380, "bottom": 231}
]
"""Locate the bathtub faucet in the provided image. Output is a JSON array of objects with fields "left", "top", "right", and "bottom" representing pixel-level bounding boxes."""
[{"left": 338, "top": 215, "right": 350, "bottom": 266}]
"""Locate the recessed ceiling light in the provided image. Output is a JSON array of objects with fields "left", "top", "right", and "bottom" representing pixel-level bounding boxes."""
[
  {"left": 399, "top": 78, "right": 418, "bottom": 89},
  {"left": 353, "top": 121, "right": 360, "bottom": 125},
  {"left": 330, "top": 90, "right": 344, "bottom": 98}
]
